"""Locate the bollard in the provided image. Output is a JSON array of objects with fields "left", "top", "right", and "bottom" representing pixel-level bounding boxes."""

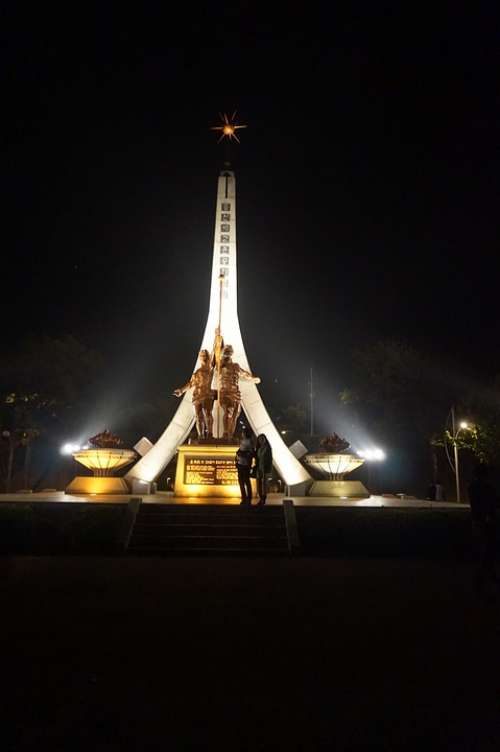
[
  {"left": 283, "top": 499, "right": 301, "bottom": 556},
  {"left": 121, "top": 497, "right": 142, "bottom": 552}
]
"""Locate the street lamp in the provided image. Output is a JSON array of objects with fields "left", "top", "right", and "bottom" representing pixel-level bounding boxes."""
[{"left": 446, "top": 407, "right": 471, "bottom": 503}]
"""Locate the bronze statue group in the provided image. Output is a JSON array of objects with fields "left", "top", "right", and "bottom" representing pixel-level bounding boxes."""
[
  {"left": 174, "top": 344, "right": 273, "bottom": 505},
  {"left": 174, "top": 345, "right": 260, "bottom": 440}
]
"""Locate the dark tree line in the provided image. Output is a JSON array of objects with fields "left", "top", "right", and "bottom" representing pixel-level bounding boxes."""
[
  {"left": 3, "top": 336, "right": 500, "bottom": 495},
  {"left": 0, "top": 336, "right": 176, "bottom": 491},
  {"left": 339, "top": 340, "right": 500, "bottom": 496},
  {"left": 0, "top": 336, "right": 102, "bottom": 490}
]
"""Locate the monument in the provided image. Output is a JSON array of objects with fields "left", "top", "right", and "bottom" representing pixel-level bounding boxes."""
[{"left": 125, "top": 114, "right": 312, "bottom": 496}]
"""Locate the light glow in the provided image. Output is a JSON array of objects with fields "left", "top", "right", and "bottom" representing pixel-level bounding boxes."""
[
  {"left": 459, "top": 421, "right": 469, "bottom": 429},
  {"left": 211, "top": 112, "right": 247, "bottom": 143},
  {"left": 358, "top": 448, "right": 386, "bottom": 461},
  {"left": 61, "top": 442, "right": 81, "bottom": 455}
]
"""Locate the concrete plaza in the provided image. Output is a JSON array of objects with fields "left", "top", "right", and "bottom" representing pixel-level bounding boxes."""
[
  {"left": 2, "top": 552, "right": 499, "bottom": 750},
  {"left": 0, "top": 490, "right": 468, "bottom": 508}
]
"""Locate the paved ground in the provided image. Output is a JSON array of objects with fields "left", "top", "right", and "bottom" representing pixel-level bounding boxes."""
[
  {"left": 0, "top": 490, "right": 468, "bottom": 509},
  {"left": 2, "top": 555, "right": 499, "bottom": 750}
]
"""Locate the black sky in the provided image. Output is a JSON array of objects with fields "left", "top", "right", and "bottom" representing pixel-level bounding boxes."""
[{"left": 1, "top": 6, "right": 499, "bottom": 428}]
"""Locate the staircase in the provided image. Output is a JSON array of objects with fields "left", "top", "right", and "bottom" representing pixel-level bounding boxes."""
[{"left": 128, "top": 503, "right": 289, "bottom": 555}]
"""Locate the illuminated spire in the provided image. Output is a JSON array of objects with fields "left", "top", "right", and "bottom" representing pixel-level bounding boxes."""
[{"left": 126, "top": 134, "right": 312, "bottom": 493}]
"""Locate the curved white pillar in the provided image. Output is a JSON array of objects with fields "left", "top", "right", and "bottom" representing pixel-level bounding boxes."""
[{"left": 126, "top": 169, "right": 311, "bottom": 491}]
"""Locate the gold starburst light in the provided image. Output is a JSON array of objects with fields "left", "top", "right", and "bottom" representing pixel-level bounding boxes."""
[{"left": 211, "top": 112, "right": 247, "bottom": 143}]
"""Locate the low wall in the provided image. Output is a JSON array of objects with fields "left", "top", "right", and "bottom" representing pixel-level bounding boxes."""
[
  {"left": 0, "top": 499, "right": 140, "bottom": 555},
  {"left": 0, "top": 500, "right": 484, "bottom": 559},
  {"left": 296, "top": 506, "right": 475, "bottom": 558}
]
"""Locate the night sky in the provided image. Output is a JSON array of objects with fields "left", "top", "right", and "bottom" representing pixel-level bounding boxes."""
[{"left": 2, "top": 7, "right": 499, "bottom": 436}]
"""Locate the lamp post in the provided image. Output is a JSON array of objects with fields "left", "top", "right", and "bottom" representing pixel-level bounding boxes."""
[
  {"left": 2, "top": 430, "right": 14, "bottom": 493},
  {"left": 448, "top": 406, "right": 470, "bottom": 503}
]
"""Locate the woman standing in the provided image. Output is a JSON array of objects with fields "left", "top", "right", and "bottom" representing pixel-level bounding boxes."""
[
  {"left": 255, "top": 434, "right": 272, "bottom": 507},
  {"left": 235, "top": 431, "right": 254, "bottom": 506}
]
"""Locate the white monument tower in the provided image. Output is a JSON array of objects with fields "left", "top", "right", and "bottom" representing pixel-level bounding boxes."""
[{"left": 126, "top": 115, "right": 311, "bottom": 493}]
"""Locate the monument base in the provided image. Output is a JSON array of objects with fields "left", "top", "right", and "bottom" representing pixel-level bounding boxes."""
[
  {"left": 287, "top": 481, "right": 313, "bottom": 497},
  {"left": 65, "top": 477, "right": 130, "bottom": 495},
  {"left": 174, "top": 444, "right": 256, "bottom": 498},
  {"left": 308, "top": 480, "right": 369, "bottom": 498},
  {"left": 192, "top": 437, "right": 237, "bottom": 446}
]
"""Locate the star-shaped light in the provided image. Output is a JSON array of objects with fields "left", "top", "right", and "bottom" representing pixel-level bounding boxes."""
[{"left": 211, "top": 112, "right": 247, "bottom": 143}]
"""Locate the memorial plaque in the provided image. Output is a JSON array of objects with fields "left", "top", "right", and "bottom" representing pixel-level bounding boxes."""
[
  {"left": 184, "top": 455, "right": 238, "bottom": 486},
  {"left": 175, "top": 444, "right": 253, "bottom": 498}
]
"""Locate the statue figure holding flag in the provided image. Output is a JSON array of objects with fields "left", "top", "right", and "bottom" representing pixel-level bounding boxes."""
[
  {"left": 173, "top": 349, "right": 216, "bottom": 438},
  {"left": 218, "top": 344, "right": 260, "bottom": 439}
]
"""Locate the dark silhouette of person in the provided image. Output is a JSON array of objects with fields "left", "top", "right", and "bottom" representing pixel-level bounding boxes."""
[
  {"left": 467, "top": 464, "right": 499, "bottom": 591},
  {"left": 235, "top": 431, "right": 254, "bottom": 506},
  {"left": 255, "top": 434, "right": 272, "bottom": 507}
]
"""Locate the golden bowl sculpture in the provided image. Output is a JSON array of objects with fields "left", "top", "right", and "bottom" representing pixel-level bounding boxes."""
[
  {"left": 72, "top": 448, "right": 137, "bottom": 477},
  {"left": 304, "top": 453, "right": 365, "bottom": 480}
]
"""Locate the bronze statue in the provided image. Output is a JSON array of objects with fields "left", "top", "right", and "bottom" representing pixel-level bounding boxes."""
[
  {"left": 173, "top": 349, "right": 215, "bottom": 438},
  {"left": 218, "top": 344, "right": 260, "bottom": 439}
]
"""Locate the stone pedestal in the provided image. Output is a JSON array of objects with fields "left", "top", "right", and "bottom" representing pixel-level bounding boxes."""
[
  {"left": 174, "top": 444, "right": 256, "bottom": 498},
  {"left": 65, "top": 448, "right": 137, "bottom": 495},
  {"left": 308, "top": 480, "right": 369, "bottom": 498},
  {"left": 65, "top": 477, "right": 131, "bottom": 495}
]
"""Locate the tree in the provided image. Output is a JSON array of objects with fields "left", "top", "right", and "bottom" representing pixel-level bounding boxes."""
[
  {"left": 1, "top": 335, "right": 102, "bottom": 408},
  {"left": 433, "top": 412, "right": 500, "bottom": 468},
  {"left": 341, "top": 339, "right": 500, "bottom": 492},
  {"left": 0, "top": 392, "right": 54, "bottom": 490},
  {"left": 0, "top": 336, "right": 102, "bottom": 490},
  {"left": 272, "top": 403, "right": 308, "bottom": 434},
  {"left": 340, "top": 340, "right": 451, "bottom": 441},
  {"left": 339, "top": 340, "right": 468, "bottom": 491}
]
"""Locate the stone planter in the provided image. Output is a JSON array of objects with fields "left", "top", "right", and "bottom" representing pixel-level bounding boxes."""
[
  {"left": 66, "top": 448, "right": 137, "bottom": 494},
  {"left": 304, "top": 453, "right": 364, "bottom": 480},
  {"left": 304, "top": 453, "right": 368, "bottom": 498}
]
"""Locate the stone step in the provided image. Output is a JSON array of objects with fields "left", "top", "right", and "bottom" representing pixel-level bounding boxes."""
[
  {"left": 129, "top": 535, "right": 288, "bottom": 553},
  {"left": 134, "top": 518, "right": 283, "bottom": 529},
  {"left": 128, "top": 504, "right": 288, "bottom": 556},
  {"left": 128, "top": 545, "right": 288, "bottom": 557},
  {"left": 131, "top": 534, "right": 287, "bottom": 546},
  {"left": 132, "top": 525, "right": 285, "bottom": 540},
  {"left": 136, "top": 513, "right": 282, "bottom": 527},
  {"left": 139, "top": 506, "right": 282, "bottom": 517}
]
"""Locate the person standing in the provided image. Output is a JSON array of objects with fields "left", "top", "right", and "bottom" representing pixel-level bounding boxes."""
[
  {"left": 255, "top": 434, "right": 272, "bottom": 507},
  {"left": 467, "top": 464, "right": 499, "bottom": 592},
  {"left": 235, "top": 433, "right": 254, "bottom": 506}
]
